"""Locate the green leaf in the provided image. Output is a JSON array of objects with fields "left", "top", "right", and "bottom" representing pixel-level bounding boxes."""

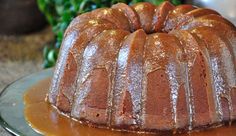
[
  {"left": 56, "top": 5, "right": 64, "bottom": 15},
  {"left": 47, "top": 50, "right": 57, "bottom": 63},
  {"left": 54, "top": 0, "right": 63, "bottom": 5},
  {"left": 62, "top": 11, "right": 72, "bottom": 22},
  {"left": 37, "top": 0, "right": 46, "bottom": 11},
  {"left": 43, "top": 59, "right": 55, "bottom": 68},
  {"left": 57, "top": 30, "right": 64, "bottom": 42},
  {"left": 43, "top": 46, "right": 49, "bottom": 59},
  {"left": 171, "top": 0, "right": 181, "bottom": 5}
]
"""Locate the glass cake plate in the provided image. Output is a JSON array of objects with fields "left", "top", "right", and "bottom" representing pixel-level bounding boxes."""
[{"left": 0, "top": 68, "right": 53, "bottom": 136}]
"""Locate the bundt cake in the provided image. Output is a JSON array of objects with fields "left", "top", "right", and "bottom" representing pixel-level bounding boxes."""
[{"left": 48, "top": 1, "right": 236, "bottom": 134}]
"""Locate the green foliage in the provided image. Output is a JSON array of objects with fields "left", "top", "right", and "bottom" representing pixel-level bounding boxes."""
[{"left": 37, "top": 0, "right": 181, "bottom": 68}]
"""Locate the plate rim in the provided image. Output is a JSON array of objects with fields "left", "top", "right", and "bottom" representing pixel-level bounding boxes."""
[
  {"left": 0, "top": 77, "right": 25, "bottom": 136},
  {"left": 0, "top": 68, "right": 53, "bottom": 136}
]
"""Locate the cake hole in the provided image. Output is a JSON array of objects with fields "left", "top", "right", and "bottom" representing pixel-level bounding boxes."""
[{"left": 96, "top": 113, "right": 100, "bottom": 117}]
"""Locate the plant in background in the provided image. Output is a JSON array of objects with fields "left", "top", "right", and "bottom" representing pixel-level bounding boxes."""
[{"left": 37, "top": 0, "right": 181, "bottom": 68}]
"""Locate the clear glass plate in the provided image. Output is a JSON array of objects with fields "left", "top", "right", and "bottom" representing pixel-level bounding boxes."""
[{"left": 0, "top": 68, "right": 53, "bottom": 136}]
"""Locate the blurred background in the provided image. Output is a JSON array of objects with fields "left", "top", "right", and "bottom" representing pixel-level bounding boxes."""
[{"left": 0, "top": 0, "right": 235, "bottom": 135}]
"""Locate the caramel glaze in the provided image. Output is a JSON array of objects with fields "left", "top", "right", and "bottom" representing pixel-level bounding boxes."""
[{"left": 24, "top": 78, "right": 236, "bottom": 136}]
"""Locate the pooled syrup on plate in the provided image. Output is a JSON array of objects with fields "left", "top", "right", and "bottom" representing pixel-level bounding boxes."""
[{"left": 24, "top": 78, "right": 236, "bottom": 136}]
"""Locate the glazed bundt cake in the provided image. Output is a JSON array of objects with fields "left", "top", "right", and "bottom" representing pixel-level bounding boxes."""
[{"left": 48, "top": 1, "right": 236, "bottom": 134}]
